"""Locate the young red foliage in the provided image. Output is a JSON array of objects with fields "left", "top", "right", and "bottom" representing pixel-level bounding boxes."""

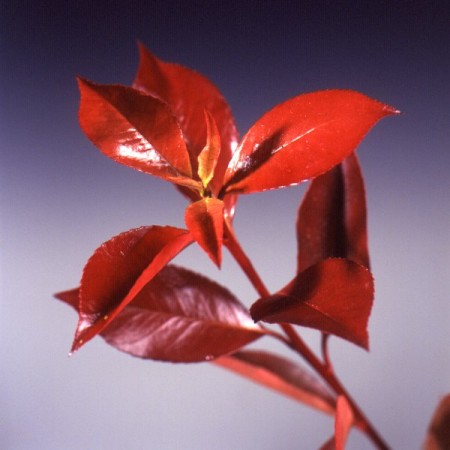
[
  {"left": 133, "top": 43, "right": 239, "bottom": 196},
  {"left": 185, "top": 198, "right": 224, "bottom": 267},
  {"left": 78, "top": 78, "right": 198, "bottom": 189},
  {"left": 197, "top": 110, "right": 222, "bottom": 190},
  {"left": 55, "top": 42, "right": 404, "bottom": 449},
  {"left": 57, "top": 265, "right": 265, "bottom": 362},
  {"left": 250, "top": 258, "right": 374, "bottom": 349},
  {"left": 68, "top": 226, "right": 194, "bottom": 353},
  {"left": 297, "top": 153, "right": 370, "bottom": 272},
  {"left": 222, "top": 90, "right": 398, "bottom": 195}
]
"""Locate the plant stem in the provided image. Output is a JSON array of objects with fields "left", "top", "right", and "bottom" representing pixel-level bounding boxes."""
[{"left": 223, "top": 219, "right": 390, "bottom": 450}]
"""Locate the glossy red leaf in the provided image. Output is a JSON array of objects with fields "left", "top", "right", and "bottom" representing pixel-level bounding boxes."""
[
  {"left": 223, "top": 90, "right": 398, "bottom": 194},
  {"left": 185, "top": 198, "right": 224, "bottom": 267},
  {"left": 133, "top": 43, "right": 239, "bottom": 195},
  {"left": 78, "top": 78, "right": 201, "bottom": 190},
  {"left": 297, "top": 153, "right": 370, "bottom": 273},
  {"left": 215, "top": 349, "right": 335, "bottom": 414},
  {"left": 71, "top": 226, "right": 194, "bottom": 353},
  {"left": 197, "top": 110, "right": 221, "bottom": 189},
  {"left": 424, "top": 394, "right": 450, "bottom": 450},
  {"left": 250, "top": 258, "right": 374, "bottom": 349},
  {"left": 57, "top": 265, "right": 265, "bottom": 362}
]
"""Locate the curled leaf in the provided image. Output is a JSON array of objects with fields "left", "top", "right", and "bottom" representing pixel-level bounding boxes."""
[
  {"left": 250, "top": 258, "right": 374, "bottom": 350},
  {"left": 133, "top": 43, "right": 239, "bottom": 194},
  {"left": 223, "top": 90, "right": 398, "bottom": 194},
  {"left": 57, "top": 265, "right": 264, "bottom": 362},
  {"left": 78, "top": 78, "right": 200, "bottom": 190},
  {"left": 185, "top": 198, "right": 224, "bottom": 267},
  {"left": 297, "top": 153, "right": 370, "bottom": 272},
  {"left": 70, "top": 226, "right": 194, "bottom": 353},
  {"left": 215, "top": 349, "right": 335, "bottom": 414}
]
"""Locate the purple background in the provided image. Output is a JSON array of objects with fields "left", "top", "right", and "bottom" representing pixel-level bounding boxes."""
[{"left": 1, "top": 2, "right": 449, "bottom": 449}]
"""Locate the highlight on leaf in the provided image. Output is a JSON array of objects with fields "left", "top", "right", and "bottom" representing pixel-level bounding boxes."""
[
  {"left": 297, "top": 152, "right": 370, "bottom": 273},
  {"left": 133, "top": 43, "right": 239, "bottom": 195},
  {"left": 68, "top": 226, "right": 194, "bottom": 354},
  {"left": 57, "top": 265, "right": 265, "bottom": 363},
  {"left": 250, "top": 258, "right": 374, "bottom": 349},
  {"left": 215, "top": 349, "right": 336, "bottom": 414},
  {"left": 78, "top": 78, "right": 201, "bottom": 190},
  {"left": 223, "top": 90, "right": 399, "bottom": 195},
  {"left": 197, "top": 110, "right": 221, "bottom": 190}
]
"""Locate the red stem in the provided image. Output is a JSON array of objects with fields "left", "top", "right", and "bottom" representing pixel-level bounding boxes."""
[{"left": 223, "top": 219, "right": 390, "bottom": 450}]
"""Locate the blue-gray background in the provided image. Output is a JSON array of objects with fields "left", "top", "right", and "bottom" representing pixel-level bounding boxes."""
[{"left": 1, "top": 1, "right": 449, "bottom": 449}]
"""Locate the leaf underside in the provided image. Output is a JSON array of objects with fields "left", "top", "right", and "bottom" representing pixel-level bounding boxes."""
[
  {"left": 215, "top": 349, "right": 336, "bottom": 414},
  {"left": 297, "top": 152, "right": 370, "bottom": 273},
  {"left": 251, "top": 258, "right": 374, "bottom": 349}
]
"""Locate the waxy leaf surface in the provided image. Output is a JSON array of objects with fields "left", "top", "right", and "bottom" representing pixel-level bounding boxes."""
[
  {"left": 424, "top": 394, "right": 450, "bottom": 450},
  {"left": 251, "top": 259, "right": 374, "bottom": 349},
  {"left": 133, "top": 43, "right": 239, "bottom": 194},
  {"left": 297, "top": 153, "right": 370, "bottom": 273},
  {"left": 215, "top": 349, "right": 335, "bottom": 414},
  {"left": 78, "top": 78, "right": 200, "bottom": 189},
  {"left": 58, "top": 266, "right": 264, "bottom": 362},
  {"left": 223, "top": 90, "right": 398, "bottom": 194},
  {"left": 185, "top": 198, "right": 224, "bottom": 267},
  {"left": 197, "top": 110, "right": 221, "bottom": 189},
  {"left": 71, "top": 226, "right": 194, "bottom": 353}
]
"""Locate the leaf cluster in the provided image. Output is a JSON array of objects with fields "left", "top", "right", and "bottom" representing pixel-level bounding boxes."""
[{"left": 55, "top": 44, "right": 447, "bottom": 448}]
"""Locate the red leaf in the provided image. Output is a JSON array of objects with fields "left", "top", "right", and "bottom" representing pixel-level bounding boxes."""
[
  {"left": 185, "top": 198, "right": 224, "bottom": 267},
  {"left": 297, "top": 153, "right": 370, "bottom": 273},
  {"left": 55, "top": 288, "right": 79, "bottom": 311},
  {"left": 197, "top": 110, "right": 221, "bottom": 189},
  {"left": 78, "top": 78, "right": 200, "bottom": 190},
  {"left": 71, "top": 226, "right": 194, "bottom": 353},
  {"left": 133, "top": 43, "right": 239, "bottom": 195},
  {"left": 335, "top": 396, "right": 354, "bottom": 450},
  {"left": 223, "top": 90, "right": 398, "bottom": 194},
  {"left": 215, "top": 349, "right": 336, "bottom": 414},
  {"left": 250, "top": 259, "right": 374, "bottom": 349},
  {"left": 318, "top": 396, "right": 354, "bottom": 450},
  {"left": 58, "top": 266, "right": 265, "bottom": 362},
  {"left": 424, "top": 394, "right": 450, "bottom": 450}
]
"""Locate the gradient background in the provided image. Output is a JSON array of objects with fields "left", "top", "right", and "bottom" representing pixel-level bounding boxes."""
[{"left": 1, "top": 2, "right": 449, "bottom": 449}]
